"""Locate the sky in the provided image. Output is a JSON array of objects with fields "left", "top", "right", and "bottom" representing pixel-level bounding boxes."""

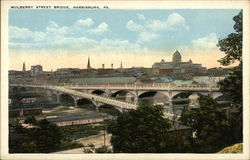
[{"left": 9, "top": 9, "right": 241, "bottom": 71}]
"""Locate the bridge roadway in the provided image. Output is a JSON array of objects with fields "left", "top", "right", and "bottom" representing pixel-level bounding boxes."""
[
  {"left": 10, "top": 83, "right": 221, "bottom": 119},
  {"left": 64, "top": 83, "right": 219, "bottom": 92},
  {"left": 10, "top": 84, "right": 137, "bottom": 111}
]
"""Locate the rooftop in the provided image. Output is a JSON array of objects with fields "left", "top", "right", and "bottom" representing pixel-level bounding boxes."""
[
  {"left": 70, "top": 77, "right": 137, "bottom": 85},
  {"left": 46, "top": 113, "right": 109, "bottom": 122}
]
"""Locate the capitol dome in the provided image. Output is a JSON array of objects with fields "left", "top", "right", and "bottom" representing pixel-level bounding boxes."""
[{"left": 172, "top": 50, "right": 182, "bottom": 63}]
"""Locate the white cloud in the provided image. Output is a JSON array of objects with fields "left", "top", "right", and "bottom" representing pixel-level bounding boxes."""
[
  {"left": 74, "top": 18, "right": 94, "bottom": 27},
  {"left": 138, "top": 31, "right": 159, "bottom": 43},
  {"left": 33, "top": 32, "right": 46, "bottom": 42},
  {"left": 47, "top": 21, "right": 59, "bottom": 28},
  {"left": 126, "top": 20, "right": 159, "bottom": 43},
  {"left": 126, "top": 20, "right": 145, "bottom": 32},
  {"left": 49, "top": 37, "right": 98, "bottom": 49},
  {"left": 46, "top": 19, "right": 107, "bottom": 36},
  {"left": 146, "top": 20, "right": 165, "bottom": 31},
  {"left": 9, "top": 23, "right": 141, "bottom": 53},
  {"left": 46, "top": 21, "right": 69, "bottom": 35},
  {"left": 126, "top": 12, "right": 189, "bottom": 43},
  {"left": 147, "top": 13, "right": 189, "bottom": 31},
  {"left": 9, "top": 26, "right": 46, "bottom": 42},
  {"left": 137, "top": 13, "right": 145, "bottom": 20},
  {"left": 192, "top": 33, "right": 218, "bottom": 49},
  {"left": 10, "top": 17, "right": 109, "bottom": 47},
  {"left": 87, "top": 22, "right": 108, "bottom": 34},
  {"left": 100, "top": 38, "right": 129, "bottom": 46},
  {"left": 166, "top": 13, "right": 189, "bottom": 29},
  {"left": 9, "top": 26, "right": 32, "bottom": 40}
]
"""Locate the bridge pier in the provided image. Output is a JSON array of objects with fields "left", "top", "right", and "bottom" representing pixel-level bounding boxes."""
[
  {"left": 90, "top": 100, "right": 102, "bottom": 111},
  {"left": 168, "top": 91, "right": 174, "bottom": 113},
  {"left": 56, "top": 93, "right": 60, "bottom": 103},
  {"left": 134, "top": 97, "right": 139, "bottom": 105},
  {"left": 74, "top": 99, "right": 78, "bottom": 108}
]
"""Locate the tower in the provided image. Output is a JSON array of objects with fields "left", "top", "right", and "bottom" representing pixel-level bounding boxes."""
[
  {"left": 87, "top": 57, "right": 91, "bottom": 69},
  {"left": 120, "top": 61, "right": 123, "bottom": 69},
  {"left": 22, "top": 62, "right": 26, "bottom": 72},
  {"left": 172, "top": 50, "right": 182, "bottom": 63}
]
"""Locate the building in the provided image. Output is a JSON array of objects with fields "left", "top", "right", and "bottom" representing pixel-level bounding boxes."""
[
  {"left": 193, "top": 75, "right": 226, "bottom": 85},
  {"left": 55, "top": 68, "right": 81, "bottom": 76},
  {"left": 9, "top": 108, "right": 42, "bottom": 117},
  {"left": 22, "top": 62, "right": 26, "bottom": 72},
  {"left": 152, "top": 50, "right": 207, "bottom": 78},
  {"left": 31, "top": 65, "right": 43, "bottom": 76},
  {"left": 87, "top": 57, "right": 92, "bottom": 69},
  {"left": 46, "top": 113, "right": 113, "bottom": 126}
]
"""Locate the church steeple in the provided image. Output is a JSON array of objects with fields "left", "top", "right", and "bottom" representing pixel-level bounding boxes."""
[
  {"left": 22, "top": 62, "right": 26, "bottom": 72},
  {"left": 87, "top": 57, "right": 91, "bottom": 69},
  {"left": 120, "top": 61, "right": 123, "bottom": 69}
]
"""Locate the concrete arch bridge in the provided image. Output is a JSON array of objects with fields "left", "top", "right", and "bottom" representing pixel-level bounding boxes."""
[
  {"left": 9, "top": 84, "right": 137, "bottom": 112},
  {"left": 10, "top": 83, "right": 221, "bottom": 113}
]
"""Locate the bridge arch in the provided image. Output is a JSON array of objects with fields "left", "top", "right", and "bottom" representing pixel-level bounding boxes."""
[
  {"left": 111, "top": 90, "right": 137, "bottom": 103},
  {"left": 97, "top": 104, "right": 123, "bottom": 114},
  {"left": 138, "top": 91, "right": 169, "bottom": 105},
  {"left": 91, "top": 90, "right": 106, "bottom": 95},
  {"left": 77, "top": 98, "right": 96, "bottom": 109},
  {"left": 58, "top": 93, "right": 76, "bottom": 106},
  {"left": 172, "top": 92, "right": 193, "bottom": 99}
]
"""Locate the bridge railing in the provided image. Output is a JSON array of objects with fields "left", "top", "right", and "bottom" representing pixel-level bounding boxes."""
[
  {"left": 64, "top": 83, "right": 219, "bottom": 90},
  {"left": 10, "top": 82, "right": 219, "bottom": 91},
  {"left": 9, "top": 83, "right": 137, "bottom": 106},
  {"left": 50, "top": 85, "right": 138, "bottom": 109}
]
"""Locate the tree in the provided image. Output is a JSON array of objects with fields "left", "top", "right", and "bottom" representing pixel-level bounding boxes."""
[
  {"left": 24, "top": 115, "right": 38, "bottom": 125},
  {"left": 217, "top": 10, "right": 243, "bottom": 144},
  {"left": 9, "top": 118, "right": 62, "bottom": 153},
  {"left": 217, "top": 10, "right": 242, "bottom": 66},
  {"left": 217, "top": 10, "right": 242, "bottom": 106},
  {"left": 31, "top": 119, "right": 62, "bottom": 153},
  {"left": 180, "top": 95, "right": 234, "bottom": 153},
  {"left": 107, "top": 104, "right": 172, "bottom": 153},
  {"left": 95, "top": 145, "right": 112, "bottom": 153}
]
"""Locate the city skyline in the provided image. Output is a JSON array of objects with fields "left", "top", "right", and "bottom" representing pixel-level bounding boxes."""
[{"left": 9, "top": 9, "right": 240, "bottom": 70}]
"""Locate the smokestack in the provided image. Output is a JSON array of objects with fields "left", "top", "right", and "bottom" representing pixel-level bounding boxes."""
[
  {"left": 102, "top": 64, "right": 105, "bottom": 69},
  {"left": 111, "top": 63, "right": 113, "bottom": 69}
]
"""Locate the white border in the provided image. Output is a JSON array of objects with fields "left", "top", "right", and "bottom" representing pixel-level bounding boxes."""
[{"left": 1, "top": 1, "right": 250, "bottom": 160}]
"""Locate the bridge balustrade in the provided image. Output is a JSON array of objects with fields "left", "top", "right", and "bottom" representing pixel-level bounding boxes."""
[{"left": 10, "top": 82, "right": 219, "bottom": 93}]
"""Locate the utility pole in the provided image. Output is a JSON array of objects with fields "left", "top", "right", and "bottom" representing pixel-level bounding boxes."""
[
  {"left": 104, "top": 129, "right": 106, "bottom": 146},
  {"left": 103, "top": 118, "right": 107, "bottom": 146}
]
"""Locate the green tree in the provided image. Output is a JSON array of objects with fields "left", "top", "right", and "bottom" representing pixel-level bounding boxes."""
[
  {"left": 107, "top": 104, "right": 172, "bottom": 153},
  {"left": 31, "top": 119, "right": 62, "bottom": 153},
  {"left": 180, "top": 95, "right": 234, "bottom": 153},
  {"left": 217, "top": 10, "right": 243, "bottom": 144},
  {"left": 217, "top": 10, "right": 242, "bottom": 66},
  {"left": 9, "top": 118, "right": 62, "bottom": 153},
  {"left": 24, "top": 115, "right": 38, "bottom": 125},
  {"left": 95, "top": 145, "right": 112, "bottom": 153},
  {"left": 217, "top": 10, "right": 242, "bottom": 106}
]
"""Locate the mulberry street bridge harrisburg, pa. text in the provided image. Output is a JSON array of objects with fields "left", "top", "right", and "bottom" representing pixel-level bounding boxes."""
[{"left": 10, "top": 83, "right": 221, "bottom": 114}]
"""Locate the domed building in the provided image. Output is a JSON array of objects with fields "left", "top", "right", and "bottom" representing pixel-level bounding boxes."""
[
  {"left": 152, "top": 50, "right": 207, "bottom": 79},
  {"left": 172, "top": 50, "right": 182, "bottom": 63}
]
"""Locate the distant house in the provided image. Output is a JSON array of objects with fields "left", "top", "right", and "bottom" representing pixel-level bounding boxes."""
[
  {"left": 9, "top": 108, "right": 42, "bottom": 117},
  {"left": 69, "top": 77, "right": 137, "bottom": 85},
  {"left": 193, "top": 75, "right": 226, "bottom": 85},
  {"left": 46, "top": 113, "right": 113, "bottom": 126}
]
